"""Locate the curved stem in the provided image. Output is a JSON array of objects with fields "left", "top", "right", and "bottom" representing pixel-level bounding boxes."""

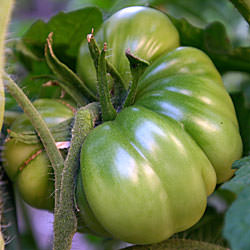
[
  {"left": 3, "top": 74, "right": 64, "bottom": 211},
  {"left": 53, "top": 103, "right": 99, "bottom": 250}
]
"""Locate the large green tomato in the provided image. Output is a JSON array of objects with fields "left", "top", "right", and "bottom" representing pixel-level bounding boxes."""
[
  {"left": 77, "top": 6, "right": 179, "bottom": 92},
  {"left": 77, "top": 7, "right": 242, "bottom": 244},
  {"left": 2, "top": 99, "right": 74, "bottom": 210}
]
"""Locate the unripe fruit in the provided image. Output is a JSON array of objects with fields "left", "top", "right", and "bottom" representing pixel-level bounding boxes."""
[{"left": 2, "top": 99, "right": 74, "bottom": 209}]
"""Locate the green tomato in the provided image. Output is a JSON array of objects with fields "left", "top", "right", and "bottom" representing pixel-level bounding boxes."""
[
  {"left": 2, "top": 99, "right": 74, "bottom": 210},
  {"left": 77, "top": 6, "right": 179, "bottom": 93},
  {"left": 77, "top": 7, "right": 242, "bottom": 244}
]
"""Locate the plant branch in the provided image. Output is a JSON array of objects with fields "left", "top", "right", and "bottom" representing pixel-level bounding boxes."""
[
  {"left": 229, "top": 0, "right": 250, "bottom": 24},
  {"left": 3, "top": 74, "right": 64, "bottom": 211},
  {"left": 53, "top": 103, "right": 99, "bottom": 250}
]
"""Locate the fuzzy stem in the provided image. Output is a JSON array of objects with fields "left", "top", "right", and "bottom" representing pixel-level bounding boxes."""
[
  {"left": 3, "top": 74, "right": 64, "bottom": 211},
  {"left": 87, "top": 33, "right": 126, "bottom": 108},
  {"left": 229, "top": 0, "right": 250, "bottom": 24},
  {"left": 123, "top": 50, "right": 149, "bottom": 107},
  {"left": 53, "top": 103, "right": 99, "bottom": 250},
  {"left": 97, "top": 46, "right": 117, "bottom": 121}
]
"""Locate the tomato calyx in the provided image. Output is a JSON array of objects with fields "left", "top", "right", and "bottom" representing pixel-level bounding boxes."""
[
  {"left": 87, "top": 31, "right": 150, "bottom": 121},
  {"left": 96, "top": 44, "right": 117, "bottom": 121},
  {"left": 123, "top": 49, "right": 150, "bottom": 108}
]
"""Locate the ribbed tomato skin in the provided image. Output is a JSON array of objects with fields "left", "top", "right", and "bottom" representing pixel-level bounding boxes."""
[{"left": 77, "top": 7, "right": 242, "bottom": 244}]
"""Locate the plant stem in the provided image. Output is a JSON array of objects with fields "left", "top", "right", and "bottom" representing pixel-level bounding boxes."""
[
  {"left": 97, "top": 45, "right": 117, "bottom": 121},
  {"left": 87, "top": 32, "right": 126, "bottom": 108},
  {"left": 53, "top": 103, "right": 99, "bottom": 250},
  {"left": 229, "top": 0, "right": 250, "bottom": 24},
  {"left": 123, "top": 50, "right": 149, "bottom": 108},
  {"left": 3, "top": 74, "right": 64, "bottom": 211}
]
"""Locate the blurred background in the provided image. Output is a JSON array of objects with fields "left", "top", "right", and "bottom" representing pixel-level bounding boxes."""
[
  {"left": 4, "top": 0, "right": 250, "bottom": 250},
  {"left": 10, "top": 0, "right": 249, "bottom": 44}
]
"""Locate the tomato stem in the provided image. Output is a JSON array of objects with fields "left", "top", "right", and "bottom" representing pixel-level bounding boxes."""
[
  {"left": 3, "top": 74, "right": 64, "bottom": 211},
  {"left": 96, "top": 45, "right": 117, "bottom": 121},
  {"left": 123, "top": 49, "right": 149, "bottom": 107},
  {"left": 87, "top": 32, "right": 126, "bottom": 109},
  {"left": 53, "top": 102, "right": 99, "bottom": 250}
]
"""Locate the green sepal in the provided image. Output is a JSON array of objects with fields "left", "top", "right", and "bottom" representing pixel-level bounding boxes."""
[
  {"left": 122, "top": 238, "right": 228, "bottom": 250},
  {"left": 123, "top": 49, "right": 150, "bottom": 107},
  {"left": 8, "top": 118, "right": 74, "bottom": 144},
  {"left": 96, "top": 45, "right": 117, "bottom": 121},
  {"left": 45, "top": 33, "right": 97, "bottom": 105},
  {"left": 87, "top": 32, "right": 127, "bottom": 107}
]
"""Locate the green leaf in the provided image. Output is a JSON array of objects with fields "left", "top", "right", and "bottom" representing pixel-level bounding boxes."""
[
  {"left": 121, "top": 239, "right": 227, "bottom": 250},
  {"left": 220, "top": 157, "right": 250, "bottom": 249},
  {"left": 232, "top": 156, "right": 250, "bottom": 169},
  {"left": 167, "top": 15, "right": 250, "bottom": 73},
  {"left": 67, "top": 0, "right": 115, "bottom": 11},
  {"left": 223, "top": 185, "right": 250, "bottom": 250},
  {"left": 19, "top": 7, "right": 103, "bottom": 69},
  {"left": 110, "top": 0, "right": 165, "bottom": 13},
  {"left": 175, "top": 207, "right": 227, "bottom": 246},
  {"left": 220, "top": 157, "right": 250, "bottom": 195},
  {"left": 231, "top": 90, "right": 250, "bottom": 156},
  {"left": 67, "top": 0, "right": 165, "bottom": 12},
  {"left": 45, "top": 33, "right": 94, "bottom": 105}
]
